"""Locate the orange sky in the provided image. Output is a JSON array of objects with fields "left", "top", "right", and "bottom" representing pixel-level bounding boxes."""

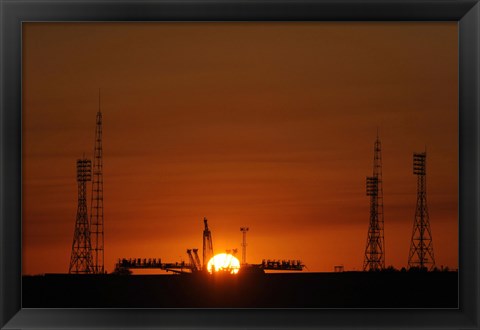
[{"left": 22, "top": 22, "right": 458, "bottom": 274}]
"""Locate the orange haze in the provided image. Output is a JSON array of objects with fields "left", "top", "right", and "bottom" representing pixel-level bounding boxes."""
[{"left": 22, "top": 22, "right": 458, "bottom": 274}]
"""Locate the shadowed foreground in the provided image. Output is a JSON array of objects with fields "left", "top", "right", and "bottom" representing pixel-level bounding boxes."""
[{"left": 22, "top": 271, "right": 457, "bottom": 308}]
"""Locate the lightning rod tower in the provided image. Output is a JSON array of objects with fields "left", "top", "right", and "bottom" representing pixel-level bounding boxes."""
[
  {"left": 90, "top": 90, "right": 105, "bottom": 274},
  {"left": 408, "top": 152, "right": 435, "bottom": 270},
  {"left": 69, "top": 158, "right": 94, "bottom": 274},
  {"left": 363, "top": 133, "right": 385, "bottom": 271},
  {"left": 240, "top": 227, "right": 249, "bottom": 265}
]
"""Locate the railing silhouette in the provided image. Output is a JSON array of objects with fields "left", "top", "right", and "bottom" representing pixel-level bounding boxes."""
[
  {"left": 115, "top": 257, "right": 305, "bottom": 273},
  {"left": 115, "top": 258, "right": 193, "bottom": 273},
  {"left": 260, "top": 259, "right": 304, "bottom": 271}
]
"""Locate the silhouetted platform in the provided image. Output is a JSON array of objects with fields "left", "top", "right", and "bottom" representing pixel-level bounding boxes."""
[{"left": 22, "top": 271, "right": 458, "bottom": 308}]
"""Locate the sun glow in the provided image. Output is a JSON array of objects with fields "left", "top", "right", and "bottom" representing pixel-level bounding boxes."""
[{"left": 207, "top": 253, "right": 240, "bottom": 274}]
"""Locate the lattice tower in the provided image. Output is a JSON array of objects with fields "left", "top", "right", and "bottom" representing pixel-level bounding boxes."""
[
  {"left": 69, "top": 158, "right": 94, "bottom": 274},
  {"left": 363, "top": 134, "right": 385, "bottom": 271},
  {"left": 90, "top": 91, "right": 104, "bottom": 274},
  {"left": 408, "top": 152, "right": 435, "bottom": 270}
]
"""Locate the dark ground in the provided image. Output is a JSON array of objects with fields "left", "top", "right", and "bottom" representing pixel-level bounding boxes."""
[{"left": 22, "top": 271, "right": 458, "bottom": 308}]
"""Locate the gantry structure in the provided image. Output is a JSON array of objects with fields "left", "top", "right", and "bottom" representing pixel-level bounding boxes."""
[{"left": 203, "top": 217, "right": 214, "bottom": 269}]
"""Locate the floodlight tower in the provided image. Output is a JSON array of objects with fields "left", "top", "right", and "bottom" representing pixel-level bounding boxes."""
[
  {"left": 408, "top": 152, "right": 435, "bottom": 270},
  {"left": 90, "top": 90, "right": 104, "bottom": 274},
  {"left": 240, "top": 227, "right": 249, "bottom": 265},
  {"left": 69, "top": 158, "right": 94, "bottom": 274},
  {"left": 363, "top": 133, "right": 385, "bottom": 271}
]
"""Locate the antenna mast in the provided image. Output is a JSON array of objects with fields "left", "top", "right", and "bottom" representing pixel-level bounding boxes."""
[
  {"left": 240, "top": 227, "right": 249, "bottom": 265},
  {"left": 90, "top": 89, "right": 104, "bottom": 274},
  {"left": 363, "top": 133, "right": 385, "bottom": 271}
]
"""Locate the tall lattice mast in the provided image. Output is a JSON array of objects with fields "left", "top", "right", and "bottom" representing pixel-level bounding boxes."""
[
  {"left": 69, "top": 158, "right": 94, "bottom": 274},
  {"left": 90, "top": 90, "right": 104, "bottom": 274},
  {"left": 408, "top": 152, "right": 435, "bottom": 270},
  {"left": 363, "top": 133, "right": 385, "bottom": 271}
]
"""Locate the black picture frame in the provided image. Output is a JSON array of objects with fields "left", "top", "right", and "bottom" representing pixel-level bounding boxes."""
[{"left": 1, "top": 0, "right": 479, "bottom": 329}]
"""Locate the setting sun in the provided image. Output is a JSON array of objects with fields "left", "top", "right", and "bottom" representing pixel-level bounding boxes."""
[{"left": 207, "top": 253, "right": 240, "bottom": 274}]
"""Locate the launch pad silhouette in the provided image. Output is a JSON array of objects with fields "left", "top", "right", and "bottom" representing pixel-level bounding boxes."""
[
  {"left": 68, "top": 97, "right": 438, "bottom": 276},
  {"left": 114, "top": 217, "right": 304, "bottom": 275},
  {"left": 22, "top": 96, "right": 457, "bottom": 309}
]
